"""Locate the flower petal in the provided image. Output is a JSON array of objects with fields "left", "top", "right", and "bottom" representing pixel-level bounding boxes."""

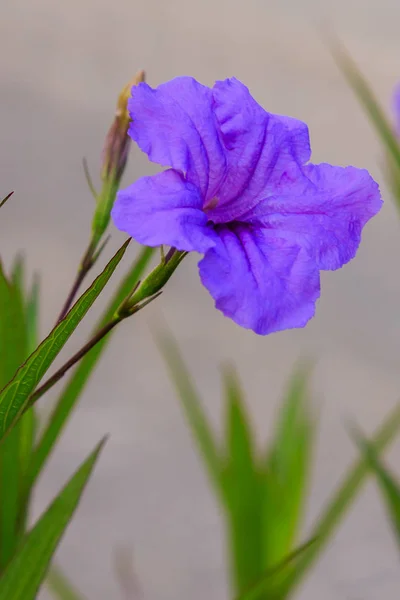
[
  {"left": 128, "top": 77, "right": 226, "bottom": 200},
  {"left": 207, "top": 77, "right": 311, "bottom": 223},
  {"left": 243, "top": 163, "right": 382, "bottom": 270},
  {"left": 198, "top": 223, "right": 320, "bottom": 335},
  {"left": 112, "top": 169, "right": 217, "bottom": 252}
]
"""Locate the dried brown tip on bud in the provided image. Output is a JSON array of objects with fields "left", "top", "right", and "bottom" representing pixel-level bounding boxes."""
[
  {"left": 116, "top": 70, "right": 146, "bottom": 127},
  {"left": 101, "top": 70, "right": 146, "bottom": 181}
]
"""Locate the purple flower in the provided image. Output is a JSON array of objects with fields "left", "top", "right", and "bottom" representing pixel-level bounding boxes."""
[{"left": 112, "top": 77, "right": 382, "bottom": 335}]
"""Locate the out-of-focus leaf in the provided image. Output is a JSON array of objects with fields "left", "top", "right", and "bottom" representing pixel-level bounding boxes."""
[
  {"left": 157, "top": 332, "right": 223, "bottom": 497},
  {"left": 13, "top": 268, "right": 41, "bottom": 535},
  {"left": 332, "top": 42, "right": 400, "bottom": 202},
  {"left": 0, "top": 240, "right": 129, "bottom": 441},
  {"left": 10, "top": 261, "right": 39, "bottom": 470},
  {"left": 0, "top": 439, "right": 105, "bottom": 600},
  {"left": 27, "top": 246, "right": 154, "bottom": 491},
  {"left": 222, "top": 367, "right": 263, "bottom": 593},
  {"left": 352, "top": 428, "right": 400, "bottom": 547},
  {"left": 0, "top": 259, "right": 29, "bottom": 566},
  {"left": 235, "top": 538, "right": 316, "bottom": 600},
  {"left": 0, "top": 191, "right": 13, "bottom": 209},
  {"left": 262, "top": 365, "right": 315, "bottom": 571},
  {"left": 46, "top": 565, "right": 87, "bottom": 600},
  {"left": 0, "top": 260, "right": 27, "bottom": 388},
  {"left": 279, "top": 402, "right": 400, "bottom": 596},
  {"left": 25, "top": 274, "right": 40, "bottom": 356}
]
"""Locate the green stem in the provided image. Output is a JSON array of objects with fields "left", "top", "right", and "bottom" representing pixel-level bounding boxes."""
[
  {"left": 55, "top": 238, "right": 98, "bottom": 325},
  {"left": 26, "top": 247, "right": 155, "bottom": 496},
  {"left": 28, "top": 317, "right": 122, "bottom": 408}
]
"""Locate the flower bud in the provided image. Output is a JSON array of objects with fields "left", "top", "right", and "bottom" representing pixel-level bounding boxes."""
[
  {"left": 92, "top": 70, "right": 145, "bottom": 245},
  {"left": 117, "top": 249, "right": 187, "bottom": 317},
  {"left": 101, "top": 69, "right": 145, "bottom": 182}
]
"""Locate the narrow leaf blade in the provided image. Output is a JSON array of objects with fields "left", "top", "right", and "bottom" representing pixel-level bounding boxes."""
[
  {"left": 0, "top": 260, "right": 29, "bottom": 566},
  {"left": 223, "top": 367, "right": 263, "bottom": 594},
  {"left": 25, "top": 274, "right": 40, "bottom": 355},
  {"left": 0, "top": 240, "right": 129, "bottom": 440},
  {"left": 353, "top": 429, "right": 400, "bottom": 546},
  {"left": 236, "top": 538, "right": 316, "bottom": 600},
  {"left": 157, "top": 331, "right": 222, "bottom": 497},
  {"left": 279, "top": 402, "right": 400, "bottom": 596},
  {"left": 332, "top": 41, "right": 400, "bottom": 211},
  {"left": 262, "top": 365, "right": 315, "bottom": 569},
  {"left": 27, "top": 246, "right": 154, "bottom": 489},
  {"left": 0, "top": 439, "right": 105, "bottom": 600},
  {"left": 333, "top": 42, "right": 400, "bottom": 166},
  {"left": 0, "top": 261, "right": 27, "bottom": 388}
]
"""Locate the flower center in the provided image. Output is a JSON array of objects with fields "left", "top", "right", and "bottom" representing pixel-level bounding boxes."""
[{"left": 203, "top": 196, "right": 219, "bottom": 212}]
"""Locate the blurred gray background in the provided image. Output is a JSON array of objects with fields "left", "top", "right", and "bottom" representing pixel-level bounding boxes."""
[{"left": 2, "top": 0, "right": 400, "bottom": 598}]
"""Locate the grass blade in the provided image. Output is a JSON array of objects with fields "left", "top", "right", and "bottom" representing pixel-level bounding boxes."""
[
  {"left": 262, "top": 366, "right": 314, "bottom": 570},
  {"left": 157, "top": 331, "right": 223, "bottom": 498},
  {"left": 332, "top": 41, "right": 400, "bottom": 206},
  {"left": 15, "top": 271, "right": 41, "bottom": 535},
  {"left": 27, "top": 246, "right": 154, "bottom": 490},
  {"left": 279, "top": 402, "right": 400, "bottom": 596},
  {"left": 25, "top": 274, "right": 40, "bottom": 356},
  {"left": 235, "top": 538, "right": 316, "bottom": 600},
  {"left": 0, "top": 439, "right": 105, "bottom": 600},
  {"left": 352, "top": 429, "right": 400, "bottom": 548},
  {"left": 0, "top": 260, "right": 29, "bottom": 566},
  {"left": 10, "top": 263, "right": 39, "bottom": 476},
  {"left": 0, "top": 261, "right": 27, "bottom": 388},
  {"left": 223, "top": 367, "right": 263, "bottom": 594},
  {"left": 0, "top": 240, "right": 129, "bottom": 441}
]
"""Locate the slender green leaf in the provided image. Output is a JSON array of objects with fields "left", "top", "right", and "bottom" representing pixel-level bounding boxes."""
[
  {"left": 279, "top": 402, "right": 400, "bottom": 596},
  {"left": 332, "top": 42, "right": 400, "bottom": 205},
  {"left": 235, "top": 538, "right": 316, "bottom": 600},
  {"left": 262, "top": 366, "right": 315, "bottom": 570},
  {"left": 0, "top": 261, "right": 27, "bottom": 388},
  {"left": 0, "top": 427, "right": 23, "bottom": 566},
  {"left": 18, "top": 271, "right": 40, "bottom": 481},
  {"left": 46, "top": 565, "right": 87, "bottom": 600},
  {"left": 10, "top": 261, "right": 39, "bottom": 474},
  {"left": 25, "top": 274, "right": 40, "bottom": 356},
  {"left": 14, "top": 269, "right": 41, "bottom": 536},
  {"left": 223, "top": 367, "right": 263, "bottom": 594},
  {"left": 27, "top": 246, "right": 154, "bottom": 490},
  {"left": 0, "top": 439, "right": 105, "bottom": 600},
  {"left": 157, "top": 332, "right": 222, "bottom": 497},
  {"left": 224, "top": 367, "right": 257, "bottom": 504},
  {"left": 0, "top": 260, "right": 29, "bottom": 566},
  {"left": 0, "top": 240, "right": 129, "bottom": 441},
  {"left": 352, "top": 429, "right": 400, "bottom": 548},
  {"left": 10, "top": 255, "right": 25, "bottom": 295}
]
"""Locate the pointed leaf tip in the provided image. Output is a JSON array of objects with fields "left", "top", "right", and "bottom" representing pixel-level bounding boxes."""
[
  {"left": 0, "top": 192, "right": 14, "bottom": 209},
  {"left": 0, "top": 439, "right": 105, "bottom": 600},
  {"left": 351, "top": 427, "right": 400, "bottom": 546},
  {"left": 0, "top": 192, "right": 14, "bottom": 208}
]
